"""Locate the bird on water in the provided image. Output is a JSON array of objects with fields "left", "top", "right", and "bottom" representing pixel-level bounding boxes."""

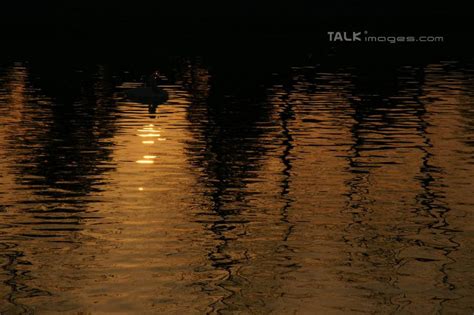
[{"left": 123, "top": 71, "right": 168, "bottom": 113}]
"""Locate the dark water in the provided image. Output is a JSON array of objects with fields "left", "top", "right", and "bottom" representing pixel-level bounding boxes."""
[{"left": 0, "top": 57, "right": 473, "bottom": 314}]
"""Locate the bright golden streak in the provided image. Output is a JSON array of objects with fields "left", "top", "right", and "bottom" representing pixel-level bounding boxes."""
[
  {"left": 138, "top": 187, "right": 144, "bottom": 191},
  {"left": 138, "top": 128, "right": 159, "bottom": 132},
  {"left": 142, "top": 141, "right": 155, "bottom": 144},
  {"left": 143, "top": 155, "right": 157, "bottom": 159},
  {"left": 136, "top": 160, "right": 154, "bottom": 164},
  {"left": 138, "top": 134, "right": 161, "bottom": 137}
]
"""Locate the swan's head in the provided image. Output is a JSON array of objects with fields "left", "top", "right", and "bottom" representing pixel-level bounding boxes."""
[
  {"left": 148, "top": 71, "right": 162, "bottom": 90},
  {"left": 152, "top": 71, "right": 160, "bottom": 79}
]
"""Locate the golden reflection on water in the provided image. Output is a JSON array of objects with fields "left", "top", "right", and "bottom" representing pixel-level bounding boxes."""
[
  {"left": 0, "top": 60, "right": 473, "bottom": 314},
  {"left": 138, "top": 133, "right": 161, "bottom": 137},
  {"left": 136, "top": 160, "right": 154, "bottom": 164}
]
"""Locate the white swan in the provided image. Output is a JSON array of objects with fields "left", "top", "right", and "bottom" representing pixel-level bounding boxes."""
[{"left": 124, "top": 72, "right": 168, "bottom": 104}]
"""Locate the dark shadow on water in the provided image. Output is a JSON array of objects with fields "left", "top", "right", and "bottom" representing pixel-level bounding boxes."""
[
  {"left": 0, "top": 62, "right": 118, "bottom": 313},
  {"left": 181, "top": 58, "right": 282, "bottom": 312},
  {"left": 342, "top": 63, "right": 462, "bottom": 312}
]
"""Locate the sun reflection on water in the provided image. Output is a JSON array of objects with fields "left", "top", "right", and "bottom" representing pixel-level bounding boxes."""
[{"left": 136, "top": 160, "right": 154, "bottom": 164}]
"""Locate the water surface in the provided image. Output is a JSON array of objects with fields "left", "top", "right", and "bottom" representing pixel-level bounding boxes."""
[{"left": 0, "top": 58, "right": 473, "bottom": 314}]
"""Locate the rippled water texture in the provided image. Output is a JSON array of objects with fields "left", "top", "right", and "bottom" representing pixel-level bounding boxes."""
[{"left": 0, "top": 59, "right": 473, "bottom": 314}]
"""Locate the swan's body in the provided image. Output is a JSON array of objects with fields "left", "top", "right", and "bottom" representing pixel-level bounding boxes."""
[
  {"left": 123, "top": 72, "right": 168, "bottom": 105},
  {"left": 124, "top": 86, "right": 168, "bottom": 104}
]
